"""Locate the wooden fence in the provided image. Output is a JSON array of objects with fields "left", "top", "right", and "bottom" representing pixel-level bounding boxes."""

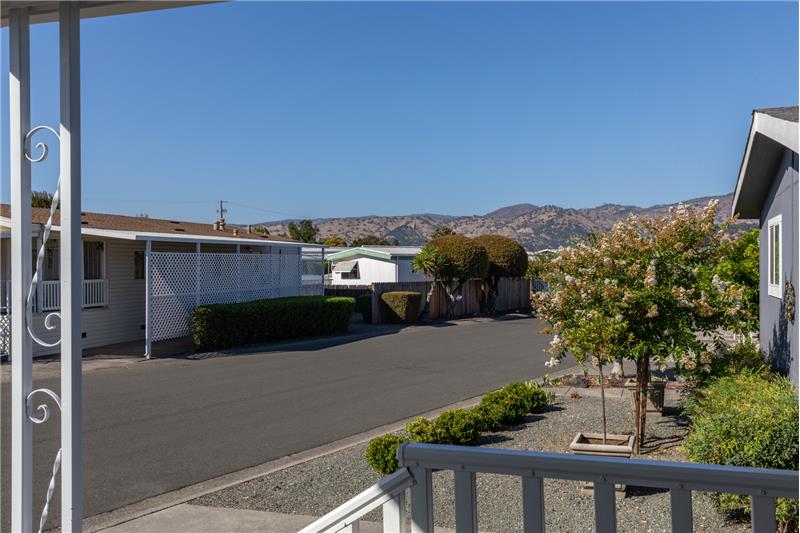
[{"left": 369, "top": 278, "right": 532, "bottom": 323}]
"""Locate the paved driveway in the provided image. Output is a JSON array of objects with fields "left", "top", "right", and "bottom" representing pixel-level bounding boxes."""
[{"left": 1, "top": 316, "right": 557, "bottom": 529}]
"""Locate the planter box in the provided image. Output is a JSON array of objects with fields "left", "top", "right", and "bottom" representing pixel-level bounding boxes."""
[
  {"left": 625, "top": 378, "right": 666, "bottom": 414},
  {"left": 569, "top": 432, "right": 635, "bottom": 498}
]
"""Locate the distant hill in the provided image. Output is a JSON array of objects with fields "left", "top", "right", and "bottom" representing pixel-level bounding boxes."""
[{"left": 260, "top": 193, "right": 753, "bottom": 250}]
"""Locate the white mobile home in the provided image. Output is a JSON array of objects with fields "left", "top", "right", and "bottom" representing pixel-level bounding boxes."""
[
  {"left": 326, "top": 246, "right": 431, "bottom": 286},
  {"left": 0, "top": 206, "right": 324, "bottom": 357}
]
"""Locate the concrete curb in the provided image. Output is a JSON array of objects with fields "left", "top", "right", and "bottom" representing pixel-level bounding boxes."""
[{"left": 85, "top": 364, "right": 582, "bottom": 532}]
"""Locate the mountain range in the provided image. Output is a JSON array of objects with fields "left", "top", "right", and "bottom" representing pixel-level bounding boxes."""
[{"left": 260, "top": 192, "right": 753, "bottom": 251}]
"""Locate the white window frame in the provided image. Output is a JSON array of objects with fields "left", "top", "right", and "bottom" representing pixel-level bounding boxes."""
[{"left": 767, "top": 214, "right": 782, "bottom": 298}]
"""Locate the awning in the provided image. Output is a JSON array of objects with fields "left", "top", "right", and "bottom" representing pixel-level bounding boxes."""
[{"left": 333, "top": 260, "right": 358, "bottom": 273}]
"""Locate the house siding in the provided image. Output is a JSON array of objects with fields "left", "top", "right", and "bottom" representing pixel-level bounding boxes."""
[
  {"left": 759, "top": 148, "right": 799, "bottom": 383},
  {"left": 30, "top": 238, "right": 147, "bottom": 355}
]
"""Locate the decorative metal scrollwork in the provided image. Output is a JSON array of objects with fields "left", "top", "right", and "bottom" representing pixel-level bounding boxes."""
[
  {"left": 24, "top": 125, "right": 62, "bottom": 348},
  {"left": 26, "top": 387, "right": 62, "bottom": 424},
  {"left": 23, "top": 126, "right": 65, "bottom": 532},
  {"left": 26, "top": 387, "right": 63, "bottom": 533}
]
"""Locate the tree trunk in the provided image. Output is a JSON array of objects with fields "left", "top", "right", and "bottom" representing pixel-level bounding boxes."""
[
  {"left": 444, "top": 281, "right": 464, "bottom": 319},
  {"left": 634, "top": 357, "right": 650, "bottom": 453},
  {"left": 420, "top": 281, "right": 437, "bottom": 318},
  {"left": 599, "top": 362, "right": 607, "bottom": 444}
]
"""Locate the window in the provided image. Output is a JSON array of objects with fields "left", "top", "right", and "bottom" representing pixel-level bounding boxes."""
[
  {"left": 767, "top": 215, "right": 782, "bottom": 298},
  {"left": 83, "top": 241, "right": 105, "bottom": 280},
  {"left": 134, "top": 251, "right": 145, "bottom": 280}
]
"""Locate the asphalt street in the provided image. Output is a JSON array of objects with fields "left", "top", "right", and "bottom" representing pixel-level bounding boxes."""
[{"left": 1, "top": 316, "right": 558, "bottom": 529}]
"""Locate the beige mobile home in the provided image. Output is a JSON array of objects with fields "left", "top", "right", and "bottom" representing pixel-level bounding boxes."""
[{"left": 0, "top": 206, "right": 324, "bottom": 357}]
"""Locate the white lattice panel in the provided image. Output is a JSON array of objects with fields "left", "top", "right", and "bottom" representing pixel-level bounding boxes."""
[
  {"left": 149, "top": 250, "right": 322, "bottom": 341},
  {"left": 0, "top": 313, "right": 9, "bottom": 356}
]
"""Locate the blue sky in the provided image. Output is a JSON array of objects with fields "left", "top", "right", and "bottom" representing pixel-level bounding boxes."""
[{"left": 1, "top": 1, "right": 797, "bottom": 223}]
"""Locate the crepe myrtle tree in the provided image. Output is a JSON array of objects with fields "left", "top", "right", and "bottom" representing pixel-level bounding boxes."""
[
  {"left": 474, "top": 235, "right": 529, "bottom": 314},
  {"left": 412, "top": 235, "right": 489, "bottom": 318},
  {"left": 532, "top": 200, "right": 746, "bottom": 452}
]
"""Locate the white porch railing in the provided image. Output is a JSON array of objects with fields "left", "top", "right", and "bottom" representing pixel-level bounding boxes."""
[
  {"left": 1, "top": 279, "right": 107, "bottom": 311},
  {"left": 300, "top": 442, "right": 799, "bottom": 533}
]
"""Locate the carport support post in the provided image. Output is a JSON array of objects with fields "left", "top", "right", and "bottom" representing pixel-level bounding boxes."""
[
  {"left": 10, "top": 7, "right": 33, "bottom": 531},
  {"left": 60, "top": 2, "right": 83, "bottom": 529},
  {"left": 144, "top": 239, "right": 152, "bottom": 358},
  {"left": 195, "top": 242, "right": 201, "bottom": 307}
]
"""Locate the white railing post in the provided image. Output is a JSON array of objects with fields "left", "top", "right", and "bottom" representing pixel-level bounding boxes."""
[
  {"left": 593, "top": 481, "right": 616, "bottom": 533},
  {"left": 382, "top": 491, "right": 407, "bottom": 533},
  {"left": 522, "top": 475, "right": 546, "bottom": 533},
  {"left": 145, "top": 240, "right": 152, "bottom": 358},
  {"left": 60, "top": 3, "right": 83, "bottom": 529},
  {"left": 750, "top": 495, "right": 776, "bottom": 533},
  {"left": 10, "top": 6, "right": 33, "bottom": 531},
  {"left": 669, "top": 487, "right": 692, "bottom": 532},
  {"left": 454, "top": 470, "right": 478, "bottom": 533},
  {"left": 410, "top": 467, "right": 433, "bottom": 533}
]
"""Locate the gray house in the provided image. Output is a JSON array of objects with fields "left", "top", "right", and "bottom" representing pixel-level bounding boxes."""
[{"left": 732, "top": 106, "right": 798, "bottom": 383}]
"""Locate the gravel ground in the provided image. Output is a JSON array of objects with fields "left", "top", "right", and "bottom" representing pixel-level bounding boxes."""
[{"left": 193, "top": 394, "right": 749, "bottom": 533}]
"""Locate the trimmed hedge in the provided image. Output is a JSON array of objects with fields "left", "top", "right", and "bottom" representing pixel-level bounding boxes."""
[
  {"left": 192, "top": 295, "right": 355, "bottom": 350},
  {"left": 427, "top": 235, "right": 490, "bottom": 281},
  {"left": 365, "top": 434, "right": 407, "bottom": 475},
  {"left": 475, "top": 382, "right": 555, "bottom": 431},
  {"left": 406, "top": 409, "right": 480, "bottom": 445},
  {"left": 365, "top": 381, "right": 554, "bottom": 474},
  {"left": 381, "top": 291, "right": 422, "bottom": 323},
  {"left": 684, "top": 373, "right": 798, "bottom": 528},
  {"left": 474, "top": 235, "right": 529, "bottom": 279},
  {"left": 357, "top": 294, "right": 373, "bottom": 323}
]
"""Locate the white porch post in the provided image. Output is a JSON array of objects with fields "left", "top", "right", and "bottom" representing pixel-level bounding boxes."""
[
  {"left": 60, "top": 3, "right": 83, "bottom": 530},
  {"left": 195, "top": 242, "right": 201, "bottom": 308},
  {"left": 236, "top": 244, "right": 241, "bottom": 302},
  {"left": 10, "top": 7, "right": 33, "bottom": 532},
  {"left": 144, "top": 239, "right": 152, "bottom": 358}
]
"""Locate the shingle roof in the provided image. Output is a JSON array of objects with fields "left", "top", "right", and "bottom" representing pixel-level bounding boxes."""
[
  {"left": 0, "top": 204, "right": 297, "bottom": 243},
  {"left": 754, "top": 106, "right": 799, "bottom": 122}
]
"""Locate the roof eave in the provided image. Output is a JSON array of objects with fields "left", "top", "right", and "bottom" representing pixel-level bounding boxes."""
[
  {"left": 1, "top": 1, "right": 220, "bottom": 27},
  {"left": 731, "top": 111, "right": 798, "bottom": 219}
]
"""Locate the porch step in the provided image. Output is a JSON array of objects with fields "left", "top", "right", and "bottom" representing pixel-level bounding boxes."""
[{"left": 99, "top": 503, "right": 468, "bottom": 533}]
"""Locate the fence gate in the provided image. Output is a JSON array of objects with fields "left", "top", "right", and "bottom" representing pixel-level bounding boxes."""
[{"left": 148, "top": 249, "right": 323, "bottom": 343}]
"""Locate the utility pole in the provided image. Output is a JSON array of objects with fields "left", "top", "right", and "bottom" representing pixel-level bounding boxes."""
[{"left": 217, "top": 200, "right": 227, "bottom": 223}]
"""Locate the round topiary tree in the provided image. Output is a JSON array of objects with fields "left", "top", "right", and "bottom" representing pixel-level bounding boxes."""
[
  {"left": 474, "top": 235, "right": 529, "bottom": 314},
  {"left": 412, "top": 235, "right": 489, "bottom": 318}
]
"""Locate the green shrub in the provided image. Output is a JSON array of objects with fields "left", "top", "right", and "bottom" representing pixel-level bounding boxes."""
[
  {"left": 357, "top": 294, "right": 373, "bottom": 323},
  {"left": 426, "top": 235, "right": 490, "bottom": 281},
  {"left": 691, "top": 338, "right": 769, "bottom": 387},
  {"left": 684, "top": 373, "right": 798, "bottom": 529},
  {"left": 365, "top": 434, "right": 407, "bottom": 475},
  {"left": 192, "top": 295, "right": 355, "bottom": 350},
  {"left": 405, "top": 409, "right": 481, "bottom": 445},
  {"left": 474, "top": 382, "right": 554, "bottom": 431},
  {"left": 381, "top": 291, "right": 422, "bottom": 323},
  {"left": 432, "top": 409, "right": 481, "bottom": 445},
  {"left": 406, "top": 417, "right": 439, "bottom": 443},
  {"left": 473, "top": 235, "right": 529, "bottom": 279}
]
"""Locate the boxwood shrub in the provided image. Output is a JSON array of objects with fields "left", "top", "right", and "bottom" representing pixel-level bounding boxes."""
[
  {"left": 357, "top": 294, "right": 373, "bottom": 323},
  {"left": 406, "top": 409, "right": 480, "bottom": 445},
  {"left": 365, "top": 434, "right": 407, "bottom": 475},
  {"left": 380, "top": 291, "right": 422, "bottom": 323},
  {"left": 474, "top": 382, "right": 554, "bottom": 431},
  {"left": 192, "top": 295, "right": 355, "bottom": 350},
  {"left": 684, "top": 373, "right": 798, "bottom": 529}
]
